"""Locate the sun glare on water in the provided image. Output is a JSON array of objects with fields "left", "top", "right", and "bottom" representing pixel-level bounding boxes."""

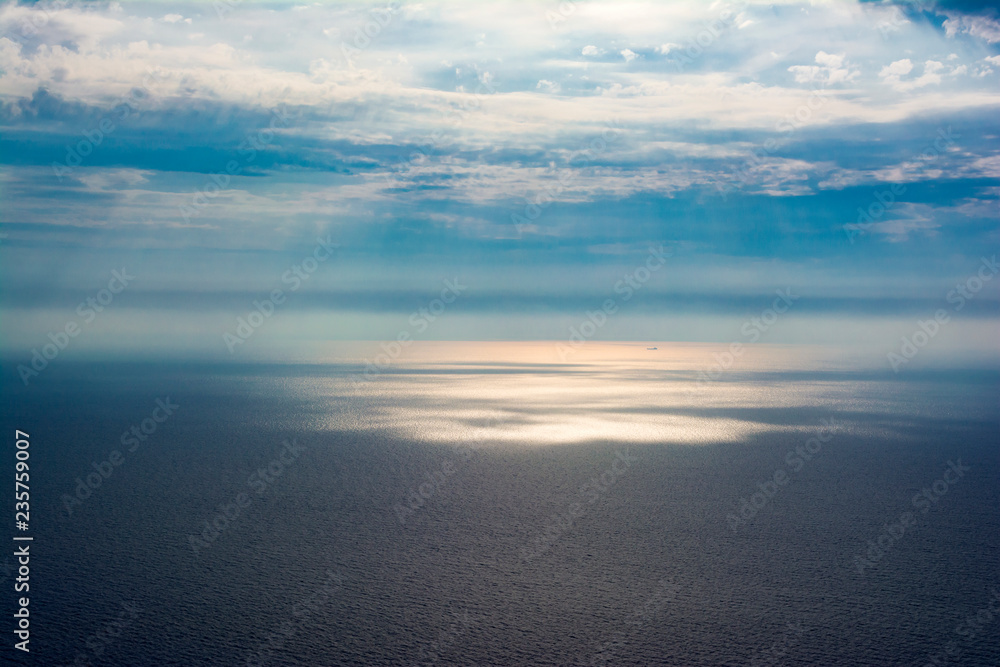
[{"left": 314, "top": 341, "right": 860, "bottom": 446}]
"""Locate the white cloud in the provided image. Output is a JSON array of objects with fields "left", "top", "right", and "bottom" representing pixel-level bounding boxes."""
[
  {"left": 1, "top": 0, "right": 999, "bottom": 217},
  {"left": 943, "top": 14, "right": 1000, "bottom": 44},
  {"left": 536, "top": 79, "right": 561, "bottom": 93},
  {"left": 788, "top": 51, "right": 859, "bottom": 85},
  {"left": 918, "top": 59, "right": 945, "bottom": 86},
  {"left": 867, "top": 211, "right": 940, "bottom": 242},
  {"left": 880, "top": 59, "right": 913, "bottom": 78},
  {"left": 880, "top": 59, "right": 949, "bottom": 91},
  {"left": 878, "top": 58, "right": 912, "bottom": 90},
  {"left": 814, "top": 51, "right": 844, "bottom": 69}
]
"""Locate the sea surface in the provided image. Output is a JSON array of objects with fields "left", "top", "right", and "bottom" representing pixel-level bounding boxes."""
[{"left": 2, "top": 343, "right": 998, "bottom": 666}]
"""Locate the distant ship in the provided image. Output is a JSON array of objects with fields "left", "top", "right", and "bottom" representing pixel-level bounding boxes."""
[{"left": 647, "top": 347, "right": 657, "bottom": 350}]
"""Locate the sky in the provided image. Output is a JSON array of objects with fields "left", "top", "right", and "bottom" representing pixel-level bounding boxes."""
[{"left": 0, "top": 0, "right": 997, "bottom": 364}]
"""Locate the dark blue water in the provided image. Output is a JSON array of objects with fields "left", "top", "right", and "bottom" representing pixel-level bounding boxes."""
[{"left": 1, "top": 361, "right": 998, "bottom": 666}]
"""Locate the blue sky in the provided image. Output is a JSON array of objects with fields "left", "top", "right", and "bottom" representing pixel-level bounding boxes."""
[{"left": 0, "top": 0, "right": 997, "bottom": 362}]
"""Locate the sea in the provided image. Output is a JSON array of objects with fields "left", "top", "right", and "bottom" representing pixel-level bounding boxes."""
[{"left": 2, "top": 342, "right": 998, "bottom": 666}]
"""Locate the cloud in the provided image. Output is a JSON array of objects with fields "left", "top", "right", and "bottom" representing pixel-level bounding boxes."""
[
  {"left": 880, "top": 58, "right": 914, "bottom": 78},
  {"left": 880, "top": 58, "right": 953, "bottom": 90},
  {"left": 943, "top": 13, "right": 1000, "bottom": 43},
  {"left": 867, "top": 212, "right": 940, "bottom": 242},
  {"left": 787, "top": 51, "right": 860, "bottom": 85},
  {"left": 815, "top": 51, "right": 845, "bottom": 69},
  {"left": 536, "top": 79, "right": 561, "bottom": 93},
  {"left": 1, "top": 0, "right": 998, "bottom": 257}
]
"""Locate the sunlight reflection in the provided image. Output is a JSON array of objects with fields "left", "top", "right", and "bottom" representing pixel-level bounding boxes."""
[{"left": 316, "top": 342, "right": 870, "bottom": 446}]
